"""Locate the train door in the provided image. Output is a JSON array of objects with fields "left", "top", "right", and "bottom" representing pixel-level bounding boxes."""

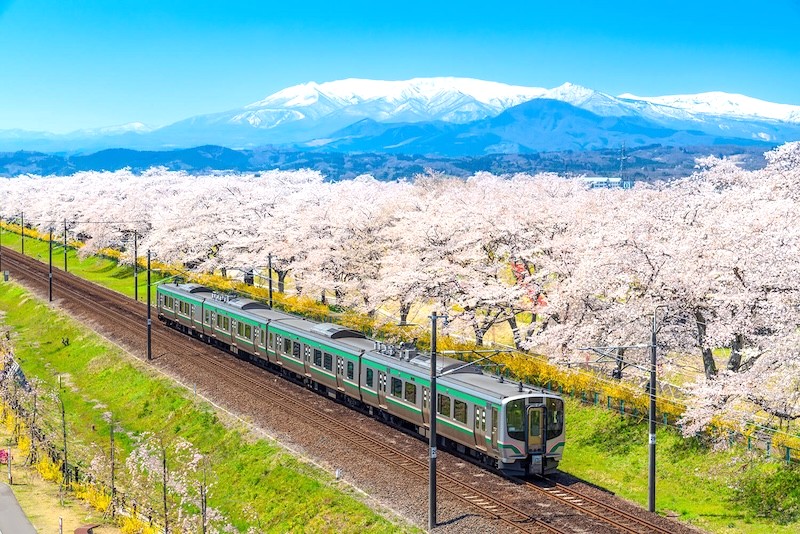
[
  {"left": 490, "top": 406, "right": 499, "bottom": 450},
  {"left": 527, "top": 404, "right": 546, "bottom": 475},
  {"left": 303, "top": 345, "right": 312, "bottom": 377},
  {"left": 422, "top": 387, "right": 430, "bottom": 426},
  {"left": 377, "top": 371, "right": 388, "bottom": 408},
  {"left": 474, "top": 405, "right": 487, "bottom": 450},
  {"left": 336, "top": 356, "right": 345, "bottom": 391}
]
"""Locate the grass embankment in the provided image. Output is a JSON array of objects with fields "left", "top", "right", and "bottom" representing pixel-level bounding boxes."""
[
  {"left": 0, "top": 282, "right": 412, "bottom": 533},
  {"left": 561, "top": 397, "right": 800, "bottom": 533}
]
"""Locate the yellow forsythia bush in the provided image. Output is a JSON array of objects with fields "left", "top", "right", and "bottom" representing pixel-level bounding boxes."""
[
  {"left": 119, "top": 516, "right": 159, "bottom": 534},
  {"left": 35, "top": 454, "right": 63, "bottom": 484},
  {"left": 73, "top": 482, "right": 111, "bottom": 512},
  {"left": 17, "top": 433, "right": 31, "bottom": 458}
]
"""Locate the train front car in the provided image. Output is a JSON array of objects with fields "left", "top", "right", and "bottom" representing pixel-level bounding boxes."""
[{"left": 499, "top": 391, "right": 564, "bottom": 476}]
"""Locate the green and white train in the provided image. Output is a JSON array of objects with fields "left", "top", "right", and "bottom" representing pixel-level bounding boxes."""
[{"left": 157, "top": 282, "right": 565, "bottom": 475}]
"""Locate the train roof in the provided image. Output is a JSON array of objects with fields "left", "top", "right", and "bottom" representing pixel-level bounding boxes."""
[{"left": 160, "top": 283, "right": 559, "bottom": 403}]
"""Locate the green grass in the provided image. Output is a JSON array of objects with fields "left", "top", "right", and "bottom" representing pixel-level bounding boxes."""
[
  {"left": 0, "top": 282, "right": 413, "bottom": 532},
  {"left": 560, "top": 397, "right": 800, "bottom": 533},
  {"left": 1, "top": 231, "right": 161, "bottom": 302}
]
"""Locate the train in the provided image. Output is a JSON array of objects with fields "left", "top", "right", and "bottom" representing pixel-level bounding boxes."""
[{"left": 156, "top": 282, "right": 565, "bottom": 475}]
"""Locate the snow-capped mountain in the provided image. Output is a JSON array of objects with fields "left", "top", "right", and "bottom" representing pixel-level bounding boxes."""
[
  {"left": 1, "top": 77, "right": 799, "bottom": 153},
  {"left": 151, "top": 77, "right": 552, "bottom": 146},
  {"left": 619, "top": 91, "right": 800, "bottom": 124},
  {"left": 242, "top": 77, "right": 549, "bottom": 124}
]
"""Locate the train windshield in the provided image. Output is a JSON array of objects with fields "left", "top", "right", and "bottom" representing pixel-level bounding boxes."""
[
  {"left": 546, "top": 398, "right": 564, "bottom": 437},
  {"left": 506, "top": 400, "right": 525, "bottom": 441}
]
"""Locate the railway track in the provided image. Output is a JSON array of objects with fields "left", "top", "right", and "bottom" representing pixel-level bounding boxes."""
[
  {"left": 524, "top": 477, "right": 674, "bottom": 534},
  {"left": 1, "top": 245, "right": 689, "bottom": 533}
]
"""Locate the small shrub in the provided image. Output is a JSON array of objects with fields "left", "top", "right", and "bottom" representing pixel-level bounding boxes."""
[
  {"left": 733, "top": 462, "right": 800, "bottom": 524},
  {"left": 119, "top": 516, "right": 159, "bottom": 534},
  {"left": 35, "top": 453, "right": 64, "bottom": 484},
  {"left": 73, "top": 481, "right": 111, "bottom": 512}
]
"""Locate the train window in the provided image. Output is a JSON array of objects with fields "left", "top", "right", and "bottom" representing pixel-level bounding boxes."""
[
  {"left": 244, "top": 324, "right": 252, "bottom": 338},
  {"left": 546, "top": 398, "right": 564, "bottom": 437},
  {"left": 506, "top": 400, "right": 525, "bottom": 441},
  {"left": 404, "top": 382, "right": 416, "bottom": 403},
  {"left": 269, "top": 332, "right": 274, "bottom": 348},
  {"left": 422, "top": 388, "right": 429, "bottom": 410},
  {"left": 454, "top": 400, "right": 467, "bottom": 424},
  {"left": 323, "top": 353, "right": 333, "bottom": 371},
  {"left": 437, "top": 394, "right": 451, "bottom": 417},
  {"left": 204, "top": 310, "right": 211, "bottom": 325},
  {"left": 366, "top": 368, "right": 374, "bottom": 388},
  {"left": 346, "top": 361, "right": 354, "bottom": 380},
  {"left": 283, "top": 337, "right": 291, "bottom": 354},
  {"left": 482, "top": 409, "right": 486, "bottom": 431},
  {"left": 292, "top": 342, "right": 301, "bottom": 359},
  {"left": 491, "top": 407, "right": 498, "bottom": 449},
  {"left": 313, "top": 349, "right": 322, "bottom": 366},
  {"left": 223, "top": 317, "right": 229, "bottom": 330},
  {"left": 237, "top": 322, "right": 244, "bottom": 337},
  {"left": 391, "top": 377, "right": 402, "bottom": 397}
]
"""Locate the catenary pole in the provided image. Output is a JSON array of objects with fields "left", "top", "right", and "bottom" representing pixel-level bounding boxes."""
[
  {"left": 268, "top": 252, "right": 273, "bottom": 308},
  {"left": 429, "top": 311, "right": 438, "bottom": 530},
  {"left": 20, "top": 211, "right": 24, "bottom": 255},
  {"left": 147, "top": 249, "right": 152, "bottom": 361},
  {"left": 63, "top": 219, "right": 68, "bottom": 272},
  {"left": 49, "top": 228, "right": 53, "bottom": 302},
  {"left": 648, "top": 310, "right": 657, "bottom": 513},
  {"left": 133, "top": 231, "right": 138, "bottom": 301}
]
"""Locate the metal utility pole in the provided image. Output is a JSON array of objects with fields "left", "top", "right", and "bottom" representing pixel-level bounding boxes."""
[
  {"left": 648, "top": 310, "right": 658, "bottom": 513},
  {"left": 147, "top": 249, "right": 152, "bottom": 361},
  {"left": 49, "top": 228, "right": 53, "bottom": 302},
  {"left": 60, "top": 396, "right": 68, "bottom": 485},
  {"left": 429, "top": 311, "right": 439, "bottom": 531},
  {"left": 20, "top": 212, "right": 24, "bottom": 255},
  {"left": 268, "top": 253, "right": 273, "bottom": 308},
  {"left": 1, "top": 217, "right": 3, "bottom": 273},
  {"left": 110, "top": 414, "right": 116, "bottom": 519},
  {"left": 63, "top": 219, "right": 68, "bottom": 272},
  {"left": 133, "top": 231, "right": 138, "bottom": 302}
]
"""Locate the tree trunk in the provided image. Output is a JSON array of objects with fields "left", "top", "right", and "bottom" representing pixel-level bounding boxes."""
[
  {"left": 507, "top": 315, "right": 525, "bottom": 350},
  {"left": 277, "top": 270, "right": 288, "bottom": 293},
  {"left": 695, "top": 310, "right": 718, "bottom": 378},
  {"left": 727, "top": 333, "right": 744, "bottom": 371},
  {"left": 399, "top": 302, "right": 411, "bottom": 325},
  {"left": 475, "top": 329, "right": 485, "bottom": 347}
]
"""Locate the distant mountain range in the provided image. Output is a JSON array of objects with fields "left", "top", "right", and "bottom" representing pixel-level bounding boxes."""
[
  {"left": 2, "top": 77, "right": 799, "bottom": 156},
  {"left": 0, "top": 144, "right": 771, "bottom": 182}
]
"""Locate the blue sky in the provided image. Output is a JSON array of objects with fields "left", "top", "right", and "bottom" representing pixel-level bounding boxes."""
[{"left": 1, "top": 0, "right": 799, "bottom": 133}]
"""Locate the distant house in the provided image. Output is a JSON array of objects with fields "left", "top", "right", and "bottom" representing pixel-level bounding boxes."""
[{"left": 579, "top": 176, "right": 634, "bottom": 189}]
